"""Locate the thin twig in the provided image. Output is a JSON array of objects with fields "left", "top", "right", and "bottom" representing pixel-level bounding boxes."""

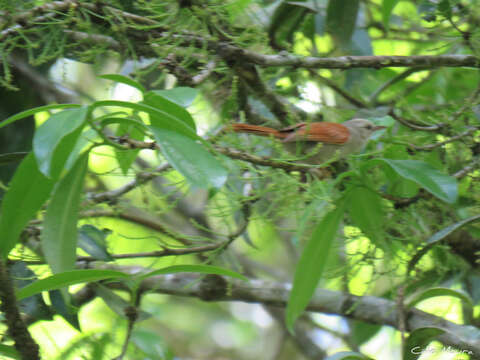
[{"left": 411, "top": 126, "right": 478, "bottom": 151}]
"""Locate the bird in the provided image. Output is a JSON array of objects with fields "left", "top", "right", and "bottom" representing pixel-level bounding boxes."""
[{"left": 231, "top": 118, "right": 385, "bottom": 164}]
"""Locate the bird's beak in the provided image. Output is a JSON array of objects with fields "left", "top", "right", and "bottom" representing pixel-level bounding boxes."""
[{"left": 372, "top": 125, "right": 386, "bottom": 132}]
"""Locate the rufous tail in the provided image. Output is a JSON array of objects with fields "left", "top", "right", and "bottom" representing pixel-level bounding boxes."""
[{"left": 230, "top": 124, "right": 285, "bottom": 139}]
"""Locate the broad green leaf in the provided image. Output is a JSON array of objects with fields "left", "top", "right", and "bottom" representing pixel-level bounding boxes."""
[
  {"left": 286, "top": 202, "right": 345, "bottom": 332},
  {"left": 347, "top": 186, "right": 384, "bottom": 247},
  {"left": 33, "top": 107, "right": 89, "bottom": 178},
  {"left": 41, "top": 153, "right": 89, "bottom": 273},
  {"left": 382, "top": 0, "right": 400, "bottom": 30},
  {"left": 92, "top": 100, "right": 197, "bottom": 139},
  {"left": 325, "top": 351, "right": 372, "bottom": 360},
  {"left": 0, "top": 104, "right": 81, "bottom": 129},
  {"left": 404, "top": 327, "right": 445, "bottom": 360},
  {"left": 407, "top": 287, "right": 473, "bottom": 309},
  {"left": 78, "top": 224, "right": 113, "bottom": 261},
  {"left": 149, "top": 127, "right": 227, "bottom": 189},
  {"left": 0, "top": 344, "right": 19, "bottom": 359},
  {"left": 0, "top": 152, "right": 28, "bottom": 165},
  {"left": 0, "top": 154, "right": 54, "bottom": 257},
  {"left": 16, "top": 269, "right": 128, "bottom": 300},
  {"left": 376, "top": 159, "right": 457, "bottom": 203},
  {"left": 99, "top": 74, "right": 146, "bottom": 93},
  {"left": 326, "top": 0, "right": 359, "bottom": 48},
  {"left": 150, "top": 87, "right": 198, "bottom": 108},
  {"left": 136, "top": 264, "right": 248, "bottom": 282},
  {"left": 144, "top": 91, "right": 196, "bottom": 130}
]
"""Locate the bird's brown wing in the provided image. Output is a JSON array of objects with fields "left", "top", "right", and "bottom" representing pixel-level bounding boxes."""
[{"left": 281, "top": 122, "right": 350, "bottom": 144}]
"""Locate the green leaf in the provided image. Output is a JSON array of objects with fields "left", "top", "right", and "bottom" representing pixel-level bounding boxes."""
[
  {"left": 325, "top": 351, "right": 372, "bottom": 360},
  {"left": 95, "top": 286, "right": 151, "bottom": 321},
  {"left": 114, "top": 117, "right": 145, "bottom": 175},
  {"left": 350, "top": 320, "right": 381, "bottom": 346},
  {"left": 41, "top": 153, "right": 89, "bottom": 273},
  {"left": 150, "top": 87, "right": 198, "bottom": 107},
  {"left": 326, "top": 0, "right": 359, "bottom": 48},
  {"left": 144, "top": 91, "right": 196, "bottom": 130},
  {"left": 92, "top": 100, "right": 197, "bottom": 139},
  {"left": 0, "top": 152, "right": 28, "bottom": 165},
  {"left": 438, "top": 0, "right": 452, "bottom": 19},
  {"left": 78, "top": 225, "right": 113, "bottom": 261},
  {"left": 149, "top": 127, "right": 227, "bottom": 189},
  {"left": 403, "top": 327, "right": 445, "bottom": 360},
  {"left": 376, "top": 159, "right": 458, "bottom": 203},
  {"left": 382, "top": 0, "right": 400, "bottom": 30},
  {"left": 131, "top": 328, "right": 173, "bottom": 359},
  {"left": 99, "top": 116, "right": 146, "bottom": 132},
  {"left": 0, "top": 154, "right": 54, "bottom": 257},
  {"left": 0, "top": 344, "right": 19, "bottom": 359},
  {"left": 0, "top": 104, "right": 81, "bottom": 129},
  {"left": 136, "top": 264, "right": 248, "bottom": 282},
  {"left": 286, "top": 202, "right": 345, "bottom": 332},
  {"left": 99, "top": 74, "right": 146, "bottom": 93},
  {"left": 33, "top": 107, "right": 89, "bottom": 178},
  {"left": 347, "top": 186, "right": 384, "bottom": 247},
  {"left": 64, "top": 128, "right": 99, "bottom": 171},
  {"left": 49, "top": 289, "right": 80, "bottom": 330},
  {"left": 268, "top": 1, "right": 312, "bottom": 49},
  {"left": 407, "top": 287, "right": 473, "bottom": 309},
  {"left": 16, "top": 269, "right": 128, "bottom": 300},
  {"left": 407, "top": 214, "right": 480, "bottom": 273}
]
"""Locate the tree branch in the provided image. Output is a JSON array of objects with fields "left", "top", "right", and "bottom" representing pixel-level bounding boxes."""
[
  {"left": 0, "top": 260, "right": 40, "bottom": 360},
  {"left": 113, "top": 272, "right": 480, "bottom": 356}
]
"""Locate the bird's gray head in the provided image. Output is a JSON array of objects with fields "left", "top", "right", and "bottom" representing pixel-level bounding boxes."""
[{"left": 344, "top": 118, "right": 386, "bottom": 142}]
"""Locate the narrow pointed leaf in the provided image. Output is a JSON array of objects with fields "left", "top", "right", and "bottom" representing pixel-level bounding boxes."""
[
  {"left": 136, "top": 264, "right": 248, "bottom": 282},
  {"left": 41, "top": 153, "right": 89, "bottom": 273},
  {"left": 407, "top": 287, "right": 473, "bottom": 309},
  {"left": 0, "top": 154, "right": 54, "bottom": 257},
  {"left": 16, "top": 269, "right": 128, "bottom": 300},
  {"left": 0, "top": 104, "right": 81, "bottom": 129},
  {"left": 407, "top": 214, "right": 480, "bottom": 273},
  {"left": 99, "top": 74, "right": 146, "bottom": 93},
  {"left": 286, "top": 202, "right": 345, "bottom": 331}
]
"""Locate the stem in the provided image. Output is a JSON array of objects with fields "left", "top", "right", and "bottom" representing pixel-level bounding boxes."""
[{"left": 0, "top": 259, "right": 40, "bottom": 360}]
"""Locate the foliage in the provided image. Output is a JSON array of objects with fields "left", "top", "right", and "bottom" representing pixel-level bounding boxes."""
[{"left": 0, "top": 0, "right": 480, "bottom": 359}]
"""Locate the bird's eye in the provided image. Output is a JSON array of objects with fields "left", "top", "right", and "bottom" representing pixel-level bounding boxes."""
[{"left": 365, "top": 124, "right": 373, "bottom": 130}]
